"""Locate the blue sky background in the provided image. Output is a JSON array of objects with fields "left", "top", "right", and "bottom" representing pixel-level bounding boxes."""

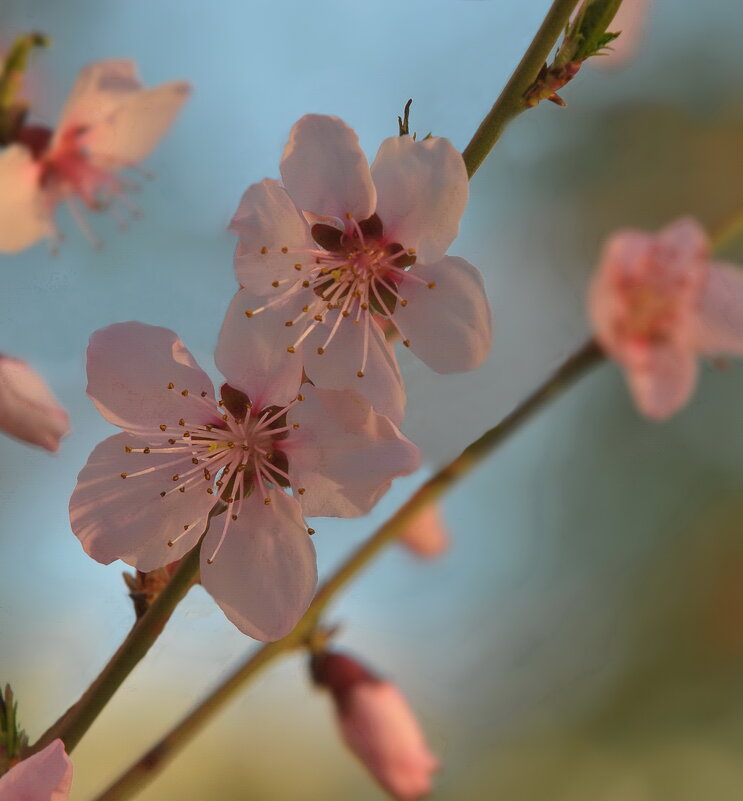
[{"left": 1, "top": 1, "right": 742, "bottom": 799}]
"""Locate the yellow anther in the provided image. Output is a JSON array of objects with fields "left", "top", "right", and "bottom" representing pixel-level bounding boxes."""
[
  {"left": 231, "top": 514, "right": 238, "bottom": 521},
  {"left": 172, "top": 474, "right": 180, "bottom": 481},
  {"left": 281, "top": 246, "right": 288, "bottom": 253},
  {"left": 403, "top": 339, "right": 411, "bottom": 347},
  {"left": 143, "top": 447, "right": 151, "bottom": 454},
  {"left": 313, "top": 314, "right": 323, "bottom": 322},
  {"left": 287, "top": 346, "right": 296, "bottom": 353},
  {"left": 201, "top": 391, "right": 208, "bottom": 397},
  {"left": 181, "top": 389, "right": 189, "bottom": 396},
  {"left": 159, "top": 424, "right": 167, "bottom": 431},
  {"left": 302, "top": 280, "right": 310, "bottom": 288},
  {"left": 297, "top": 393, "right": 305, "bottom": 401},
  {"left": 191, "top": 457, "right": 199, "bottom": 465},
  {"left": 292, "top": 423, "right": 300, "bottom": 430},
  {"left": 167, "top": 382, "right": 175, "bottom": 389},
  {"left": 285, "top": 320, "right": 293, "bottom": 327},
  {"left": 183, "top": 524, "right": 189, "bottom": 531},
  {"left": 120, "top": 472, "right": 127, "bottom": 479},
  {"left": 408, "top": 248, "right": 416, "bottom": 255},
  {"left": 179, "top": 487, "right": 185, "bottom": 493},
  {"left": 294, "top": 263, "right": 303, "bottom": 271},
  {"left": 317, "top": 347, "right": 325, "bottom": 355},
  {"left": 264, "top": 497, "right": 271, "bottom": 505},
  {"left": 357, "top": 370, "right": 364, "bottom": 378},
  {"left": 160, "top": 491, "right": 166, "bottom": 497},
  {"left": 124, "top": 445, "right": 132, "bottom": 453},
  {"left": 245, "top": 310, "right": 254, "bottom": 318},
  {"left": 260, "top": 246, "right": 268, "bottom": 254},
  {"left": 297, "top": 487, "right": 306, "bottom": 495},
  {"left": 307, "top": 528, "right": 315, "bottom": 535},
  {"left": 179, "top": 418, "right": 185, "bottom": 426},
  {"left": 400, "top": 299, "right": 408, "bottom": 307},
  {"left": 168, "top": 438, "right": 176, "bottom": 445},
  {"left": 272, "top": 280, "right": 280, "bottom": 287},
  {"left": 427, "top": 281, "right": 436, "bottom": 289}
]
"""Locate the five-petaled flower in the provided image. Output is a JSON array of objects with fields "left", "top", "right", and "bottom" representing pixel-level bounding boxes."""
[
  {"left": 69, "top": 321, "right": 419, "bottom": 640},
  {"left": 0, "top": 739, "right": 72, "bottom": 801},
  {"left": 0, "top": 59, "right": 189, "bottom": 252},
  {"left": 588, "top": 217, "right": 743, "bottom": 419},
  {"left": 0, "top": 355, "right": 69, "bottom": 451},
  {"left": 312, "top": 650, "right": 439, "bottom": 801},
  {"left": 227, "top": 114, "right": 492, "bottom": 424}
]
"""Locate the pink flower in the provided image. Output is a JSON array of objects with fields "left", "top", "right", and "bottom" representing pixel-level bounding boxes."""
[
  {"left": 312, "top": 651, "right": 438, "bottom": 801},
  {"left": 588, "top": 217, "right": 743, "bottom": 419},
  {"left": 0, "top": 355, "right": 69, "bottom": 450},
  {"left": 0, "top": 740, "right": 72, "bottom": 801},
  {"left": 400, "top": 505, "right": 449, "bottom": 559},
  {"left": 69, "top": 322, "right": 419, "bottom": 640},
  {"left": 227, "top": 114, "right": 492, "bottom": 424},
  {"left": 0, "top": 60, "right": 190, "bottom": 251}
]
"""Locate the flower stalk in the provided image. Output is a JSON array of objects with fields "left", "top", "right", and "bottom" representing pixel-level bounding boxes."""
[{"left": 91, "top": 338, "right": 604, "bottom": 801}]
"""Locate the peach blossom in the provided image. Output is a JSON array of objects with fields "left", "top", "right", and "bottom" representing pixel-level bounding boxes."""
[
  {"left": 228, "top": 114, "right": 492, "bottom": 424},
  {"left": 70, "top": 322, "right": 419, "bottom": 640},
  {"left": 0, "top": 740, "right": 72, "bottom": 801},
  {"left": 0, "top": 60, "right": 189, "bottom": 251},
  {"left": 0, "top": 355, "right": 69, "bottom": 450},
  {"left": 588, "top": 217, "right": 743, "bottom": 419}
]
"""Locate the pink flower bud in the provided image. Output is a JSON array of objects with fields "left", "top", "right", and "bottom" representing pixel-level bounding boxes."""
[
  {"left": 312, "top": 652, "right": 438, "bottom": 800},
  {"left": 400, "top": 505, "right": 449, "bottom": 559},
  {"left": 0, "top": 355, "right": 69, "bottom": 451}
]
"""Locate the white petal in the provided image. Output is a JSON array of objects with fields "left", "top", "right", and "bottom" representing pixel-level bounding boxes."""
[
  {"left": 200, "top": 490, "right": 317, "bottom": 641},
  {"left": 691, "top": 262, "right": 743, "bottom": 355},
  {"left": 86, "top": 322, "right": 218, "bottom": 442},
  {"left": 302, "top": 314, "right": 406, "bottom": 424},
  {"left": 69, "top": 433, "right": 213, "bottom": 571},
  {"left": 280, "top": 115, "right": 375, "bottom": 220},
  {"left": 0, "top": 144, "right": 50, "bottom": 253},
  {"left": 371, "top": 135, "right": 468, "bottom": 264},
  {"left": 84, "top": 81, "right": 190, "bottom": 166},
  {"left": 285, "top": 387, "right": 420, "bottom": 518},
  {"left": 215, "top": 289, "right": 304, "bottom": 409},
  {"left": 230, "top": 178, "right": 315, "bottom": 294},
  {"left": 393, "top": 256, "right": 492, "bottom": 373}
]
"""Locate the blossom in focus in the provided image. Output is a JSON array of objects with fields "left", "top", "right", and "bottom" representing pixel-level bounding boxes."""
[
  {"left": 588, "top": 217, "right": 743, "bottom": 419},
  {"left": 69, "top": 322, "right": 419, "bottom": 640},
  {"left": 312, "top": 651, "right": 438, "bottom": 800},
  {"left": 0, "top": 739, "right": 72, "bottom": 801},
  {"left": 227, "top": 114, "right": 492, "bottom": 424},
  {"left": 0, "top": 355, "right": 69, "bottom": 450},
  {"left": 400, "top": 504, "right": 448, "bottom": 559},
  {"left": 0, "top": 60, "right": 190, "bottom": 252}
]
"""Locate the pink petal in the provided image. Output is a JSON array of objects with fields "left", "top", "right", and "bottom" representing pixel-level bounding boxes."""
[
  {"left": 285, "top": 387, "right": 420, "bottom": 518},
  {"left": 371, "top": 135, "right": 468, "bottom": 265},
  {"left": 84, "top": 81, "right": 190, "bottom": 166},
  {"left": 624, "top": 342, "right": 698, "bottom": 420},
  {"left": 0, "top": 739, "right": 73, "bottom": 801},
  {"left": 0, "top": 356, "right": 69, "bottom": 451},
  {"left": 230, "top": 179, "right": 315, "bottom": 294},
  {"left": 302, "top": 315, "right": 406, "bottom": 425},
  {"left": 0, "top": 144, "right": 50, "bottom": 253},
  {"left": 339, "top": 682, "right": 438, "bottom": 801},
  {"left": 280, "top": 115, "right": 375, "bottom": 221},
  {"left": 691, "top": 262, "right": 743, "bottom": 355},
  {"left": 215, "top": 290, "right": 304, "bottom": 409},
  {"left": 69, "top": 433, "right": 213, "bottom": 571},
  {"left": 86, "top": 322, "right": 218, "bottom": 442},
  {"left": 393, "top": 256, "right": 492, "bottom": 373},
  {"left": 54, "top": 60, "right": 142, "bottom": 141},
  {"left": 400, "top": 505, "right": 449, "bottom": 559},
  {"left": 200, "top": 490, "right": 317, "bottom": 641},
  {"left": 655, "top": 217, "right": 710, "bottom": 279}
]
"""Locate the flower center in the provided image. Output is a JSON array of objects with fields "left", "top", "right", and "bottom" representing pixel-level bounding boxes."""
[
  {"left": 244, "top": 213, "right": 428, "bottom": 376},
  {"left": 119, "top": 383, "right": 309, "bottom": 564}
]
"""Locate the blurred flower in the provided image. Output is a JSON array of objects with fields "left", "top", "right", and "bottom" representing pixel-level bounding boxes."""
[
  {"left": 588, "top": 217, "right": 743, "bottom": 419},
  {"left": 69, "top": 322, "right": 419, "bottom": 640},
  {"left": 0, "top": 59, "right": 189, "bottom": 252},
  {"left": 0, "top": 355, "right": 69, "bottom": 450},
  {"left": 312, "top": 651, "right": 438, "bottom": 801},
  {"left": 0, "top": 739, "right": 72, "bottom": 801},
  {"left": 229, "top": 114, "right": 492, "bottom": 424},
  {"left": 595, "top": 0, "right": 651, "bottom": 69},
  {"left": 400, "top": 504, "right": 449, "bottom": 559}
]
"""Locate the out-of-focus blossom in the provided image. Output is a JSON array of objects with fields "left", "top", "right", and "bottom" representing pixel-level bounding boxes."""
[
  {"left": 400, "top": 504, "right": 449, "bottom": 559},
  {"left": 0, "top": 59, "right": 189, "bottom": 252},
  {"left": 595, "top": 0, "right": 651, "bottom": 68},
  {"left": 312, "top": 651, "right": 438, "bottom": 800},
  {"left": 0, "top": 355, "right": 69, "bottom": 450},
  {"left": 0, "top": 739, "right": 72, "bottom": 801},
  {"left": 588, "top": 217, "right": 743, "bottom": 419},
  {"left": 228, "top": 114, "right": 492, "bottom": 424},
  {"left": 69, "top": 322, "right": 419, "bottom": 640}
]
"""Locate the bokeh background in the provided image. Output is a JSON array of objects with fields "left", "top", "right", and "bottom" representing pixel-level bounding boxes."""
[{"left": 1, "top": 1, "right": 743, "bottom": 799}]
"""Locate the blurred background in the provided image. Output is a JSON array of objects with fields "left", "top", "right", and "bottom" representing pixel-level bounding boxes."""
[{"left": 1, "top": 0, "right": 742, "bottom": 799}]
